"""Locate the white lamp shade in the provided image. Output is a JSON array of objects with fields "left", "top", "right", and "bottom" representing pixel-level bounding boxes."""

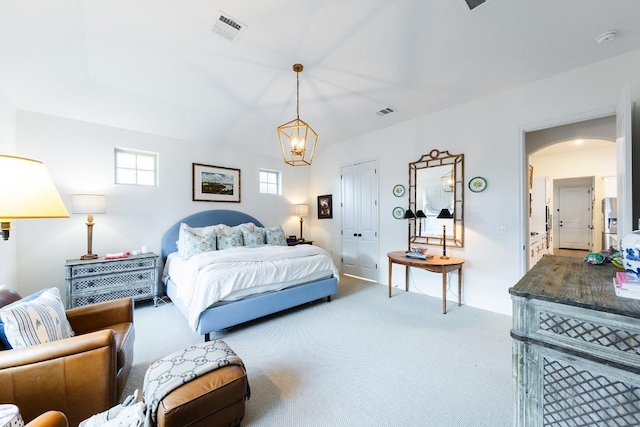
[
  {"left": 72, "top": 194, "right": 106, "bottom": 214},
  {"left": 295, "top": 204, "right": 309, "bottom": 217},
  {"left": 0, "top": 155, "right": 69, "bottom": 220}
]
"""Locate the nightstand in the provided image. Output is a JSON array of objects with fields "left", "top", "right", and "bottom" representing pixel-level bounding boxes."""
[
  {"left": 65, "top": 253, "right": 160, "bottom": 308},
  {"left": 287, "top": 240, "right": 313, "bottom": 246}
]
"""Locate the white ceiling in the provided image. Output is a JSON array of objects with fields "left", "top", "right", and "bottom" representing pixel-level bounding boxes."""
[{"left": 1, "top": 0, "right": 640, "bottom": 158}]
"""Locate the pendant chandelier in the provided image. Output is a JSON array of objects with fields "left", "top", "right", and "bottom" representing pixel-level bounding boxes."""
[{"left": 277, "top": 64, "right": 318, "bottom": 166}]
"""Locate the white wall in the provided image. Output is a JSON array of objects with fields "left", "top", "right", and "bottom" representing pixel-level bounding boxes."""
[
  {"left": 312, "top": 48, "right": 640, "bottom": 316},
  {"left": 0, "top": 88, "right": 17, "bottom": 288},
  {"left": 14, "top": 111, "right": 310, "bottom": 298}
]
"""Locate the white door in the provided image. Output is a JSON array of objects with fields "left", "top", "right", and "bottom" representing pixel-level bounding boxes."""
[
  {"left": 616, "top": 84, "right": 633, "bottom": 238},
  {"left": 558, "top": 185, "right": 592, "bottom": 250},
  {"left": 341, "top": 160, "right": 378, "bottom": 281}
]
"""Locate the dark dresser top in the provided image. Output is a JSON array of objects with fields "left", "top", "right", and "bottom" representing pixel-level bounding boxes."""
[{"left": 509, "top": 255, "right": 640, "bottom": 319}]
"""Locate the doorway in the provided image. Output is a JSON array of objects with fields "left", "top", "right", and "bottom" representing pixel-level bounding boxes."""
[
  {"left": 341, "top": 159, "right": 379, "bottom": 281},
  {"left": 524, "top": 114, "right": 617, "bottom": 270},
  {"left": 556, "top": 178, "right": 593, "bottom": 251}
]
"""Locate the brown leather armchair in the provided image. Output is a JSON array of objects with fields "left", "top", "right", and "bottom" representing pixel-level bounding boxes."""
[
  {"left": 0, "top": 289, "right": 135, "bottom": 427},
  {"left": 26, "top": 411, "right": 69, "bottom": 427}
]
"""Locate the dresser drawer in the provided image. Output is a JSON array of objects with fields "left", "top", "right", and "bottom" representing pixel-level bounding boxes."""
[
  {"left": 71, "top": 283, "right": 154, "bottom": 306},
  {"left": 70, "top": 270, "right": 155, "bottom": 294},
  {"left": 68, "top": 258, "right": 157, "bottom": 278}
]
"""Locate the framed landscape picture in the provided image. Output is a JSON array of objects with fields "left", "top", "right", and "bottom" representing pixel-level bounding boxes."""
[
  {"left": 317, "top": 194, "right": 332, "bottom": 219},
  {"left": 192, "top": 163, "right": 241, "bottom": 203}
]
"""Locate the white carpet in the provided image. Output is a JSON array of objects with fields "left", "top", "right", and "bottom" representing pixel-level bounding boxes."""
[{"left": 125, "top": 275, "right": 513, "bottom": 426}]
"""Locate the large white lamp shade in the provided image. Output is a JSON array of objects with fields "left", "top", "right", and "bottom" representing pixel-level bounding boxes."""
[{"left": 0, "top": 154, "right": 69, "bottom": 240}]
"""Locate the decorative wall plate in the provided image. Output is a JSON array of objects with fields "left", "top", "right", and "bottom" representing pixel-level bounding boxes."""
[
  {"left": 393, "top": 184, "right": 405, "bottom": 197},
  {"left": 392, "top": 206, "right": 405, "bottom": 219},
  {"left": 469, "top": 176, "right": 487, "bottom": 193}
]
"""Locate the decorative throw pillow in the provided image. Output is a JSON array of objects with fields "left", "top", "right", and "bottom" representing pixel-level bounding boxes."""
[
  {"left": 218, "top": 222, "right": 256, "bottom": 236},
  {"left": 0, "top": 287, "right": 74, "bottom": 349},
  {"left": 265, "top": 225, "right": 287, "bottom": 246},
  {"left": 217, "top": 230, "right": 244, "bottom": 250},
  {"left": 179, "top": 226, "right": 217, "bottom": 259},
  {"left": 241, "top": 227, "right": 265, "bottom": 246},
  {"left": 177, "top": 223, "right": 223, "bottom": 255}
]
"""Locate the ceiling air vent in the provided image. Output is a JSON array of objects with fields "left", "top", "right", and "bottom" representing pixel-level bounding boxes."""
[
  {"left": 459, "top": 0, "right": 492, "bottom": 11},
  {"left": 376, "top": 107, "right": 395, "bottom": 116},
  {"left": 212, "top": 12, "right": 246, "bottom": 42}
]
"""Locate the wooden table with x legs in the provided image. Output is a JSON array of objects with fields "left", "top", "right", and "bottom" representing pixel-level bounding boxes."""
[{"left": 387, "top": 251, "right": 465, "bottom": 314}]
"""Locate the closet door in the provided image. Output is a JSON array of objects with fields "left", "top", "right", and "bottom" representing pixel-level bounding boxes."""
[{"left": 341, "top": 160, "right": 378, "bottom": 281}]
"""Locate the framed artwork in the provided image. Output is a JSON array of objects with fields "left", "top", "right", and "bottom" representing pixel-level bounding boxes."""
[
  {"left": 192, "top": 163, "right": 241, "bottom": 203},
  {"left": 528, "top": 165, "right": 534, "bottom": 189},
  {"left": 317, "top": 194, "right": 333, "bottom": 219}
]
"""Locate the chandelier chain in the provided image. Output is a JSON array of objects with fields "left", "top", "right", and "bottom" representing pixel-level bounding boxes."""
[{"left": 296, "top": 71, "right": 300, "bottom": 119}]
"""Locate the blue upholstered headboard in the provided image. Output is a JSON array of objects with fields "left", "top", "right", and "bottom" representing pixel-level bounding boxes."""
[{"left": 160, "top": 210, "right": 264, "bottom": 259}]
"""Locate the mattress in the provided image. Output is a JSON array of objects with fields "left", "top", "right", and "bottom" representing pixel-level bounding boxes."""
[{"left": 163, "top": 244, "right": 339, "bottom": 329}]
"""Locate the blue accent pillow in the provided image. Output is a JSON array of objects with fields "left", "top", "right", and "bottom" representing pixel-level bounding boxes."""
[
  {"left": 217, "top": 230, "right": 244, "bottom": 250},
  {"left": 265, "top": 225, "right": 287, "bottom": 246}
]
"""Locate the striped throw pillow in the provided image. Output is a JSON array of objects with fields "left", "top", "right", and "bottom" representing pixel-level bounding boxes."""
[{"left": 0, "top": 287, "right": 74, "bottom": 349}]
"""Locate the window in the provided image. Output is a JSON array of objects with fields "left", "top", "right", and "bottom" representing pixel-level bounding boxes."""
[
  {"left": 114, "top": 148, "right": 158, "bottom": 186},
  {"left": 260, "top": 169, "right": 281, "bottom": 195}
]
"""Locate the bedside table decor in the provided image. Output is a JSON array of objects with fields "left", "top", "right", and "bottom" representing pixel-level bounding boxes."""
[
  {"left": 65, "top": 252, "right": 160, "bottom": 307},
  {"left": 72, "top": 194, "right": 106, "bottom": 260}
]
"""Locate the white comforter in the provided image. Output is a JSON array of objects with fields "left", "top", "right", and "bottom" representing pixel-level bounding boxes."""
[{"left": 163, "top": 245, "right": 339, "bottom": 329}]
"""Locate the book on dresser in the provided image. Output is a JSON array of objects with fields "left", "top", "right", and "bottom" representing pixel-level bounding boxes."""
[
  {"left": 405, "top": 252, "right": 433, "bottom": 260},
  {"left": 613, "top": 271, "right": 640, "bottom": 300}
]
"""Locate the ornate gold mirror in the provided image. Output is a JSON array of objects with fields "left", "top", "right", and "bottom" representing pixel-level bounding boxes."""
[{"left": 409, "top": 149, "right": 464, "bottom": 248}]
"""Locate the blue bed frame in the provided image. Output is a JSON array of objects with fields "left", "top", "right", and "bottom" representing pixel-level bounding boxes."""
[{"left": 160, "top": 209, "right": 338, "bottom": 340}]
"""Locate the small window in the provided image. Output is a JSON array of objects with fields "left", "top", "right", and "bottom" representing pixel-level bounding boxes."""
[
  {"left": 114, "top": 148, "right": 158, "bottom": 186},
  {"left": 260, "top": 169, "right": 281, "bottom": 195}
]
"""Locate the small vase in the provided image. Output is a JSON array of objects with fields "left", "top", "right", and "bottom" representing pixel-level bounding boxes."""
[{"left": 620, "top": 230, "right": 640, "bottom": 274}]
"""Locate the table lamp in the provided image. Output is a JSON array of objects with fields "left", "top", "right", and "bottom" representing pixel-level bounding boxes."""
[
  {"left": 403, "top": 209, "right": 416, "bottom": 252},
  {"left": 416, "top": 210, "right": 426, "bottom": 237},
  {"left": 72, "top": 194, "right": 106, "bottom": 260},
  {"left": 295, "top": 203, "right": 309, "bottom": 241},
  {"left": 437, "top": 208, "right": 454, "bottom": 259},
  {"left": 0, "top": 154, "right": 69, "bottom": 241}
]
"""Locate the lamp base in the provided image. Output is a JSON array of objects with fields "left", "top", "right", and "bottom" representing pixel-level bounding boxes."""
[
  {"left": 440, "top": 255, "right": 450, "bottom": 260},
  {"left": 81, "top": 253, "right": 98, "bottom": 260}
]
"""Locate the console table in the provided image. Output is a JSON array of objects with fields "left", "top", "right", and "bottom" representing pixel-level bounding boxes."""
[
  {"left": 387, "top": 251, "right": 464, "bottom": 314},
  {"left": 510, "top": 255, "right": 640, "bottom": 426}
]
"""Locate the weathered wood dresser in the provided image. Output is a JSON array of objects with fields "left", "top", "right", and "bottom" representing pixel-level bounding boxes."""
[
  {"left": 510, "top": 255, "right": 640, "bottom": 426},
  {"left": 65, "top": 253, "right": 160, "bottom": 308}
]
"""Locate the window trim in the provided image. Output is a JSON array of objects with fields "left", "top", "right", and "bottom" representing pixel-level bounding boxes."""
[
  {"left": 114, "top": 147, "right": 159, "bottom": 187},
  {"left": 259, "top": 169, "right": 281, "bottom": 195}
]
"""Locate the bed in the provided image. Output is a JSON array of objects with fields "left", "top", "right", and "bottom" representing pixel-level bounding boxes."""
[{"left": 160, "top": 209, "right": 339, "bottom": 340}]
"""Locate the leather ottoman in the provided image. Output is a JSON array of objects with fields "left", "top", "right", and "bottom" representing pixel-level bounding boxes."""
[{"left": 156, "top": 364, "right": 248, "bottom": 427}]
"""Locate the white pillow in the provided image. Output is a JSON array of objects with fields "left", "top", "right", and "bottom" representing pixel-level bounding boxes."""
[
  {"left": 0, "top": 287, "right": 74, "bottom": 349},
  {"left": 217, "top": 222, "right": 256, "bottom": 236}
]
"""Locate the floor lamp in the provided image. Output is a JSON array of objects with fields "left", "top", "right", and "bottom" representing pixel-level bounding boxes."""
[
  {"left": 403, "top": 209, "right": 415, "bottom": 252},
  {"left": 0, "top": 155, "right": 69, "bottom": 241},
  {"left": 437, "top": 208, "right": 454, "bottom": 259}
]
